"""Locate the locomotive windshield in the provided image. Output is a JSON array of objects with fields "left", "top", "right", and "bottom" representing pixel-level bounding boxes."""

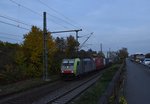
[
  {"left": 62, "top": 63, "right": 74, "bottom": 66},
  {"left": 61, "top": 59, "right": 75, "bottom": 70}
]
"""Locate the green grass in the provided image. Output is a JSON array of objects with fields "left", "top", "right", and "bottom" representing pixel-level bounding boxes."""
[
  {"left": 74, "top": 65, "right": 120, "bottom": 104},
  {"left": 0, "top": 75, "right": 59, "bottom": 97}
]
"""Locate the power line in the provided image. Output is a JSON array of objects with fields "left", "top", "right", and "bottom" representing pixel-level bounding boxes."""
[
  {"left": 0, "top": 20, "right": 30, "bottom": 30},
  {"left": 38, "top": 0, "right": 79, "bottom": 28},
  {"left": 38, "top": 0, "right": 93, "bottom": 33},
  {"left": 9, "top": 0, "right": 42, "bottom": 16},
  {"left": 38, "top": 0, "right": 73, "bottom": 21},
  {"left": 79, "top": 32, "right": 93, "bottom": 49},
  {"left": 9, "top": 0, "right": 93, "bottom": 33},
  {"left": 47, "top": 18, "right": 69, "bottom": 29},
  {"left": 0, "top": 32, "right": 21, "bottom": 37},
  {"left": 9, "top": 0, "right": 70, "bottom": 29},
  {"left": 0, "top": 35, "right": 22, "bottom": 41},
  {"left": 47, "top": 13, "right": 79, "bottom": 28},
  {"left": 78, "top": 34, "right": 91, "bottom": 38},
  {"left": 0, "top": 13, "right": 67, "bottom": 31},
  {"left": 0, "top": 14, "right": 32, "bottom": 27}
]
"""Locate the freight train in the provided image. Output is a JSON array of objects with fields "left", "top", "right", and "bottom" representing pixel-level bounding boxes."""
[{"left": 61, "top": 57, "right": 109, "bottom": 79}]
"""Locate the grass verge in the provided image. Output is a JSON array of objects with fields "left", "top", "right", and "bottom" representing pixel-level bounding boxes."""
[
  {"left": 0, "top": 75, "right": 59, "bottom": 98},
  {"left": 73, "top": 64, "right": 120, "bottom": 104}
]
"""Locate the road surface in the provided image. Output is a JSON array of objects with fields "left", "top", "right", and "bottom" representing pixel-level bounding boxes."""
[{"left": 124, "top": 59, "right": 150, "bottom": 104}]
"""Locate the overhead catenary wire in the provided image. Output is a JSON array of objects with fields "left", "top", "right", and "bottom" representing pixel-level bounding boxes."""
[
  {"left": 78, "top": 34, "right": 91, "bottom": 38},
  {"left": 0, "top": 14, "right": 32, "bottom": 27},
  {"left": 9, "top": 0, "right": 93, "bottom": 34},
  {"left": 9, "top": 0, "right": 42, "bottom": 16},
  {"left": 47, "top": 18, "right": 69, "bottom": 30},
  {"left": 8, "top": 0, "right": 44, "bottom": 29},
  {"left": 38, "top": 0, "right": 80, "bottom": 28},
  {"left": 0, "top": 20, "right": 30, "bottom": 30},
  {"left": 0, "top": 35, "right": 22, "bottom": 42},
  {"left": 7, "top": 0, "right": 93, "bottom": 46},
  {"left": 0, "top": 32, "right": 22, "bottom": 37},
  {"left": 0, "top": 13, "right": 64, "bottom": 30},
  {"left": 9, "top": 0, "right": 71, "bottom": 29},
  {"left": 79, "top": 32, "right": 93, "bottom": 49},
  {"left": 38, "top": 0, "right": 75, "bottom": 22},
  {"left": 38, "top": 0, "right": 92, "bottom": 33},
  {"left": 47, "top": 13, "right": 79, "bottom": 29}
]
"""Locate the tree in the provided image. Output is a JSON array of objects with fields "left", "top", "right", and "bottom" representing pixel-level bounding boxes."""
[
  {"left": 20, "top": 26, "right": 56, "bottom": 77},
  {"left": 51, "top": 37, "right": 66, "bottom": 74},
  {"left": 145, "top": 53, "right": 150, "bottom": 58},
  {"left": 118, "top": 48, "right": 128, "bottom": 59},
  {"left": 98, "top": 51, "right": 105, "bottom": 58},
  {"left": 78, "top": 49, "right": 89, "bottom": 58},
  {"left": 0, "top": 41, "right": 22, "bottom": 84},
  {"left": 65, "top": 35, "right": 79, "bottom": 58},
  {"left": 87, "top": 49, "right": 97, "bottom": 57},
  {"left": 55, "top": 37, "right": 66, "bottom": 52}
]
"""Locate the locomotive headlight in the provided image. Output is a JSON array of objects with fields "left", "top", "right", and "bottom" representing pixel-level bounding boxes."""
[
  {"left": 61, "top": 70, "right": 64, "bottom": 73},
  {"left": 71, "top": 70, "right": 74, "bottom": 73}
]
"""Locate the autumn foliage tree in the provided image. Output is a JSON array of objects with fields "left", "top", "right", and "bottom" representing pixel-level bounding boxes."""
[
  {"left": 0, "top": 41, "right": 20, "bottom": 84},
  {"left": 65, "top": 35, "right": 79, "bottom": 58},
  {"left": 16, "top": 26, "right": 56, "bottom": 78},
  {"left": 118, "top": 48, "right": 128, "bottom": 63},
  {"left": 0, "top": 26, "right": 81, "bottom": 84},
  {"left": 53, "top": 36, "right": 79, "bottom": 73}
]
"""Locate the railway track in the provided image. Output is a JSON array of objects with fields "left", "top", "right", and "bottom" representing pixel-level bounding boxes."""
[
  {"left": 0, "top": 80, "right": 68, "bottom": 104},
  {"left": 0, "top": 70, "right": 105, "bottom": 104},
  {"left": 33, "top": 71, "right": 103, "bottom": 104},
  {"left": 51, "top": 74, "right": 101, "bottom": 104}
]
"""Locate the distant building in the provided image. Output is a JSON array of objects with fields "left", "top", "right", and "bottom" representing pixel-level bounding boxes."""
[
  {"left": 108, "top": 51, "right": 119, "bottom": 63},
  {"left": 130, "top": 54, "right": 145, "bottom": 62}
]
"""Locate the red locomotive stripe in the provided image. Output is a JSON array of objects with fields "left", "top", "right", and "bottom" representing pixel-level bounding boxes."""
[{"left": 63, "top": 70, "right": 72, "bottom": 73}]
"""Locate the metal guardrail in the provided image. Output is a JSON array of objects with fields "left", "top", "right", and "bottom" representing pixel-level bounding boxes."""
[{"left": 98, "top": 63, "right": 125, "bottom": 104}]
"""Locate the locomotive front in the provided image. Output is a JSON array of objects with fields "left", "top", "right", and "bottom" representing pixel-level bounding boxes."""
[{"left": 61, "top": 59, "right": 77, "bottom": 78}]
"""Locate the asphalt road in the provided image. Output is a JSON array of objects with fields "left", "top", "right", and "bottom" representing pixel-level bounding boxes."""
[{"left": 124, "top": 59, "right": 150, "bottom": 104}]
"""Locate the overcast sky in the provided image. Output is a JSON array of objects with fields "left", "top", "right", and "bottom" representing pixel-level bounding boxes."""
[{"left": 0, "top": 0, "right": 150, "bottom": 54}]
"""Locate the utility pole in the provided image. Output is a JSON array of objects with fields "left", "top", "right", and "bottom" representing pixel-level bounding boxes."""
[
  {"left": 75, "top": 30, "right": 81, "bottom": 52},
  {"left": 100, "top": 43, "right": 102, "bottom": 53},
  {"left": 42, "top": 12, "right": 82, "bottom": 80},
  {"left": 76, "top": 31, "right": 78, "bottom": 42},
  {"left": 43, "top": 12, "right": 48, "bottom": 81},
  {"left": 107, "top": 52, "right": 108, "bottom": 58},
  {"left": 109, "top": 48, "right": 111, "bottom": 58}
]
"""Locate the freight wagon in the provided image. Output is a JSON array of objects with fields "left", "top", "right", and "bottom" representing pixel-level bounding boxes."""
[{"left": 93, "top": 57, "right": 105, "bottom": 70}]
